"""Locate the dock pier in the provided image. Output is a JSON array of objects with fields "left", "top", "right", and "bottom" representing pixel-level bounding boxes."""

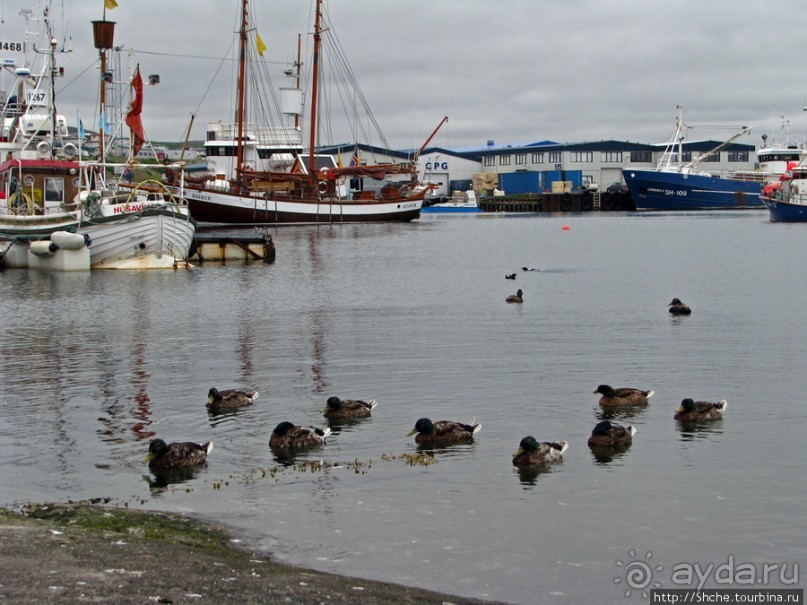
[{"left": 478, "top": 191, "right": 633, "bottom": 213}]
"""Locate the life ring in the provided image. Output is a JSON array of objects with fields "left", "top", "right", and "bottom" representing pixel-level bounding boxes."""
[{"left": 318, "top": 181, "right": 328, "bottom": 195}]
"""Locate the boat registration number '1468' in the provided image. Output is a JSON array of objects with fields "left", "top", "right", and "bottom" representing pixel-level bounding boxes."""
[{"left": 0, "top": 41, "right": 24, "bottom": 52}]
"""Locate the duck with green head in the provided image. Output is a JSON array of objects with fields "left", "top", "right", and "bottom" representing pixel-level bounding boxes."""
[
  {"left": 512, "top": 436, "right": 568, "bottom": 467},
  {"left": 407, "top": 417, "right": 480, "bottom": 446},
  {"left": 674, "top": 398, "right": 727, "bottom": 422},
  {"left": 206, "top": 387, "right": 259, "bottom": 412},
  {"left": 145, "top": 438, "right": 213, "bottom": 470},
  {"left": 587, "top": 421, "right": 636, "bottom": 448},
  {"left": 269, "top": 421, "right": 331, "bottom": 452},
  {"left": 593, "top": 384, "right": 654, "bottom": 408},
  {"left": 322, "top": 396, "right": 377, "bottom": 419}
]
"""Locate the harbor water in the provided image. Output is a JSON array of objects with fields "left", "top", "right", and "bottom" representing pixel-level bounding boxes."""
[{"left": 1, "top": 210, "right": 805, "bottom": 604}]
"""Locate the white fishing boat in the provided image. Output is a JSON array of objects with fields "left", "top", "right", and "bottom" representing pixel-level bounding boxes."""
[
  {"left": 0, "top": 3, "right": 195, "bottom": 270},
  {"left": 169, "top": 0, "right": 425, "bottom": 225}
]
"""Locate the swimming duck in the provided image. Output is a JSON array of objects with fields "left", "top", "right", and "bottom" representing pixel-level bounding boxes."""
[
  {"left": 269, "top": 421, "right": 331, "bottom": 451},
  {"left": 593, "top": 384, "right": 654, "bottom": 407},
  {"left": 407, "top": 417, "right": 481, "bottom": 446},
  {"left": 506, "top": 289, "right": 524, "bottom": 303},
  {"left": 512, "top": 436, "right": 568, "bottom": 467},
  {"left": 145, "top": 438, "right": 213, "bottom": 470},
  {"left": 505, "top": 273, "right": 517, "bottom": 280},
  {"left": 668, "top": 298, "right": 692, "bottom": 315},
  {"left": 587, "top": 421, "right": 636, "bottom": 448},
  {"left": 522, "top": 267, "right": 537, "bottom": 271},
  {"left": 206, "top": 387, "right": 259, "bottom": 412},
  {"left": 674, "top": 398, "right": 727, "bottom": 422},
  {"left": 322, "top": 396, "right": 377, "bottom": 419}
]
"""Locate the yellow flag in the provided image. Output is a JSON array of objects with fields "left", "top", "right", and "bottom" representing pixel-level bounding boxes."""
[
  {"left": 337, "top": 150, "right": 343, "bottom": 168},
  {"left": 256, "top": 34, "right": 267, "bottom": 57},
  {"left": 104, "top": 0, "right": 118, "bottom": 9}
]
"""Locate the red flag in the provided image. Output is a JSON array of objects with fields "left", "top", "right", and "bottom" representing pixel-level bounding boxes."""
[{"left": 125, "top": 65, "right": 145, "bottom": 156}]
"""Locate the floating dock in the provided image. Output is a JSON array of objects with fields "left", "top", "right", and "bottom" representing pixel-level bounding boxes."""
[
  {"left": 190, "top": 232, "right": 276, "bottom": 264},
  {"left": 478, "top": 191, "right": 634, "bottom": 213}
]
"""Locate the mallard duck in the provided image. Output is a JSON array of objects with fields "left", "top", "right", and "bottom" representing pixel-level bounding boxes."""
[
  {"left": 506, "top": 289, "right": 524, "bottom": 303},
  {"left": 145, "top": 438, "right": 213, "bottom": 470},
  {"left": 269, "top": 421, "right": 331, "bottom": 451},
  {"left": 587, "top": 421, "right": 636, "bottom": 448},
  {"left": 206, "top": 387, "right": 259, "bottom": 412},
  {"left": 512, "top": 436, "right": 568, "bottom": 467},
  {"left": 668, "top": 298, "right": 692, "bottom": 315},
  {"left": 322, "top": 396, "right": 377, "bottom": 419},
  {"left": 505, "top": 273, "right": 517, "bottom": 280},
  {"left": 594, "top": 384, "right": 654, "bottom": 407},
  {"left": 407, "top": 417, "right": 481, "bottom": 446},
  {"left": 674, "top": 398, "right": 727, "bottom": 421}
]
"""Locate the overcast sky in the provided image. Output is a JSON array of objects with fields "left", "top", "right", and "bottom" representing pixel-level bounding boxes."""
[{"left": 8, "top": 0, "right": 807, "bottom": 151}]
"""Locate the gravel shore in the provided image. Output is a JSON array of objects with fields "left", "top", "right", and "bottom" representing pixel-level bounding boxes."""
[{"left": 0, "top": 502, "right": 510, "bottom": 605}]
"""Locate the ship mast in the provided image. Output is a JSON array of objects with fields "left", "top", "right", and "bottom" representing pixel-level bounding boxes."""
[
  {"left": 308, "top": 0, "right": 322, "bottom": 180},
  {"left": 236, "top": 0, "right": 248, "bottom": 173}
]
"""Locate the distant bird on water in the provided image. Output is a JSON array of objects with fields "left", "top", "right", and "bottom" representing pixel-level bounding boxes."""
[
  {"left": 269, "top": 421, "right": 331, "bottom": 452},
  {"left": 322, "top": 396, "right": 377, "bottom": 419},
  {"left": 522, "top": 267, "right": 537, "bottom": 271},
  {"left": 506, "top": 288, "right": 524, "bottom": 303},
  {"left": 668, "top": 298, "right": 692, "bottom": 315},
  {"left": 506, "top": 273, "right": 517, "bottom": 280},
  {"left": 587, "top": 421, "right": 636, "bottom": 448},
  {"left": 674, "top": 398, "right": 727, "bottom": 422},
  {"left": 407, "top": 417, "right": 481, "bottom": 446},
  {"left": 206, "top": 387, "right": 259, "bottom": 412},
  {"left": 145, "top": 438, "right": 213, "bottom": 470},
  {"left": 593, "top": 384, "right": 654, "bottom": 408},
  {"left": 512, "top": 436, "right": 568, "bottom": 467}
]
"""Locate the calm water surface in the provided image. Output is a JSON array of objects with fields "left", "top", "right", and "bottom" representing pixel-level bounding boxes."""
[{"left": 1, "top": 210, "right": 805, "bottom": 604}]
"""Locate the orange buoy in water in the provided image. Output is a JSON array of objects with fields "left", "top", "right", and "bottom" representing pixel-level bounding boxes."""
[{"left": 562, "top": 225, "right": 571, "bottom": 231}]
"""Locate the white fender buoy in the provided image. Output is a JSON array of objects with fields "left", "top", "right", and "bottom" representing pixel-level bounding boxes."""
[
  {"left": 51, "top": 231, "right": 87, "bottom": 250},
  {"left": 29, "top": 240, "right": 56, "bottom": 257}
]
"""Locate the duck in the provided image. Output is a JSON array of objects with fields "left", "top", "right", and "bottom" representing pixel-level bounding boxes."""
[
  {"left": 505, "top": 273, "right": 517, "bottom": 280},
  {"left": 512, "top": 436, "right": 568, "bottom": 467},
  {"left": 522, "top": 266, "right": 537, "bottom": 271},
  {"left": 506, "top": 288, "right": 524, "bottom": 303},
  {"left": 269, "top": 421, "right": 331, "bottom": 451},
  {"left": 674, "top": 398, "right": 727, "bottom": 422},
  {"left": 322, "top": 396, "right": 377, "bottom": 419},
  {"left": 145, "top": 438, "right": 213, "bottom": 470},
  {"left": 587, "top": 421, "right": 636, "bottom": 448},
  {"left": 593, "top": 384, "right": 654, "bottom": 407},
  {"left": 206, "top": 387, "right": 259, "bottom": 412},
  {"left": 668, "top": 298, "right": 692, "bottom": 315},
  {"left": 407, "top": 417, "right": 481, "bottom": 446}
]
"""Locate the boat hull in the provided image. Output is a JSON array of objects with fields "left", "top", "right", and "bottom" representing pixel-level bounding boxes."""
[
  {"left": 0, "top": 208, "right": 196, "bottom": 269},
  {"left": 183, "top": 187, "right": 422, "bottom": 225},
  {"left": 761, "top": 196, "right": 807, "bottom": 222},
  {"left": 623, "top": 169, "right": 763, "bottom": 210},
  {"left": 420, "top": 205, "right": 482, "bottom": 214}
]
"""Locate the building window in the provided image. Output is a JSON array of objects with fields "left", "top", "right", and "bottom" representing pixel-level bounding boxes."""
[
  {"left": 702, "top": 152, "right": 720, "bottom": 163},
  {"left": 499, "top": 155, "right": 511, "bottom": 166},
  {"left": 484, "top": 156, "right": 495, "bottom": 167},
  {"left": 601, "top": 151, "right": 623, "bottom": 163},
  {"left": 570, "top": 151, "right": 593, "bottom": 163},
  {"left": 629, "top": 151, "right": 652, "bottom": 163},
  {"left": 515, "top": 153, "right": 527, "bottom": 165},
  {"left": 548, "top": 151, "right": 562, "bottom": 163},
  {"left": 531, "top": 152, "right": 543, "bottom": 163},
  {"left": 728, "top": 151, "right": 749, "bottom": 162}
]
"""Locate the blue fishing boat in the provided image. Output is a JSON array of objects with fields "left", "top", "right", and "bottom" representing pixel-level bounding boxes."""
[
  {"left": 421, "top": 189, "right": 482, "bottom": 213},
  {"left": 623, "top": 107, "right": 805, "bottom": 210},
  {"left": 761, "top": 165, "right": 807, "bottom": 222}
]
